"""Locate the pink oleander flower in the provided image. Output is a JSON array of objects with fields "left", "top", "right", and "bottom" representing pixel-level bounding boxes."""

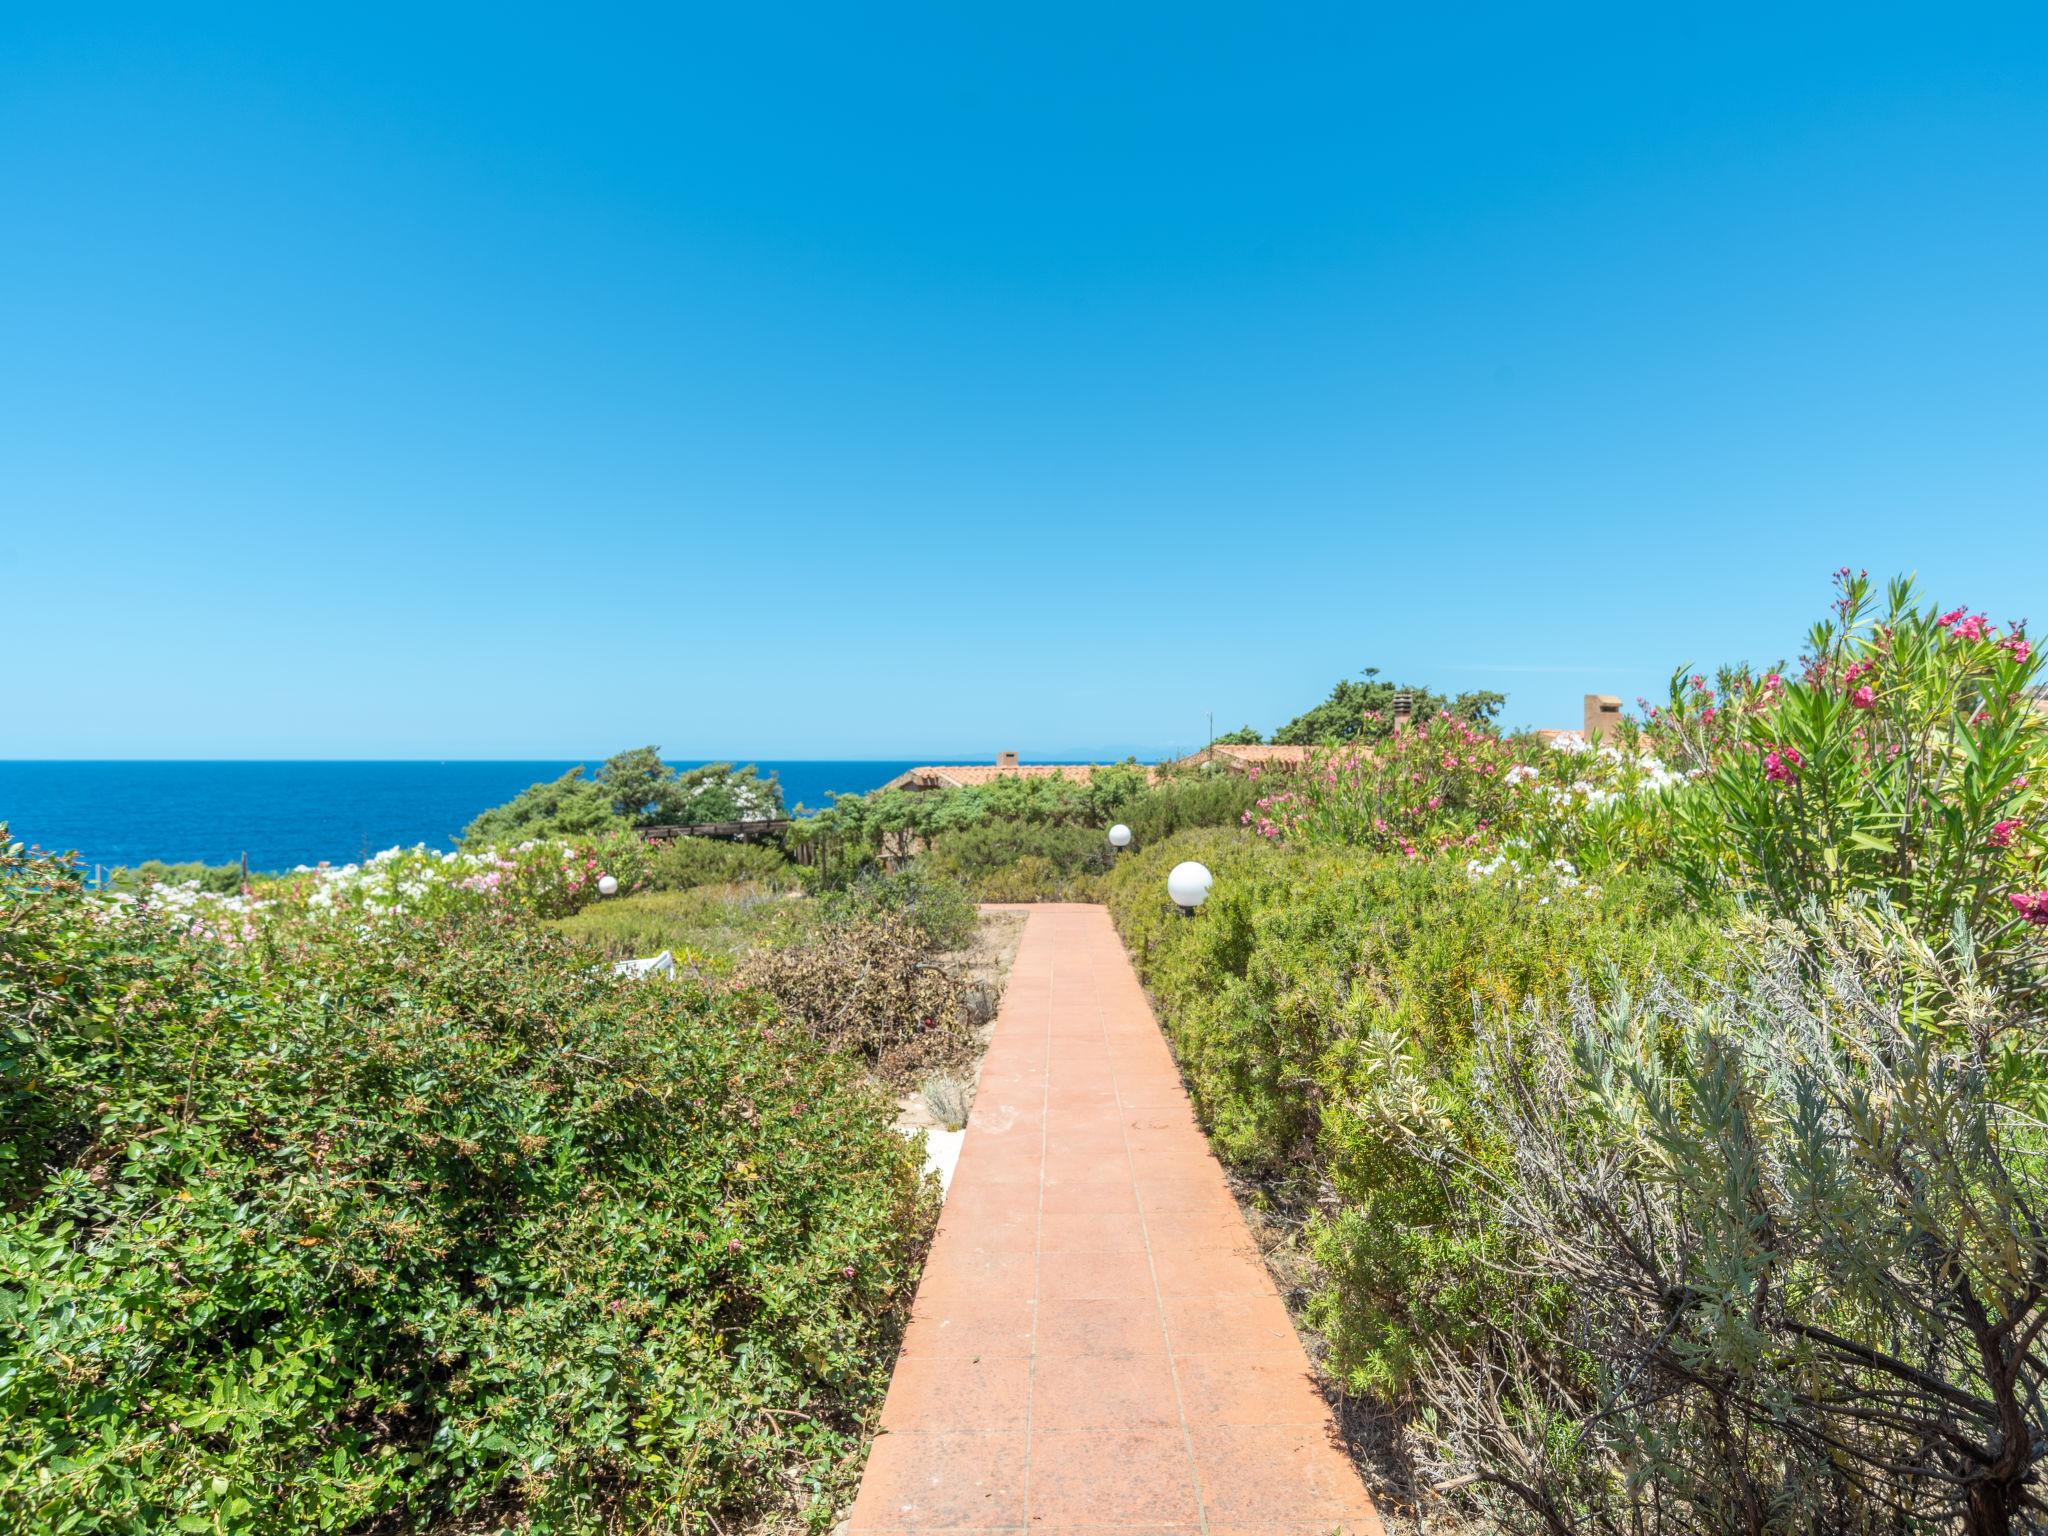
[
  {"left": 1988, "top": 819, "right": 2022, "bottom": 848},
  {"left": 1842, "top": 660, "right": 1872, "bottom": 687},
  {"left": 1954, "top": 614, "right": 1992, "bottom": 642},
  {"left": 1764, "top": 746, "right": 1803, "bottom": 784},
  {"left": 2010, "top": 890, "right": 2048, "bottom": 927},
  {"left": 1427, "top": 795, "right": 1442, "bottom": 810},
  {"left": 1938, "top": 607, "right": 1968, "bottom": 628},
  {"left": 1850, "top": 686, "right": 1876, "bottom": 709}
]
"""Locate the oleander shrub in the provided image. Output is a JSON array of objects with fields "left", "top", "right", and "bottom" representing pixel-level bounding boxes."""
[
  {"left": 0, "top": 835, "right": 929, "bottom": 1535},
  {"left": 1649, "top": 571, "right": 2048, "bottom": 979}
]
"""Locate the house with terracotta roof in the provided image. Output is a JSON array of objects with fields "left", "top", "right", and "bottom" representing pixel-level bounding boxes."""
[
  {"left": 1169, "top": 742, "right": 1321, "bottom": 772},
  {"left": 878, "top": 752, "right": 1149, "bottom": 792}
]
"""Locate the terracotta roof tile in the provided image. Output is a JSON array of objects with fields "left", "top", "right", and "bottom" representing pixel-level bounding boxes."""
[{"left": 881, "top": 763, "right": 1147, "bottom": 791}]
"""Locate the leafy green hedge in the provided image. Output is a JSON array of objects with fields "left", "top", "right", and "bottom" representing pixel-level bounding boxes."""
[
  {"left": 1, "top": 843, "right": 930, "bottom": 1534},
  {"left": 1105, "top": 829, "right": 1727, "bottom": 1390},
  {"left": 917, "top": 822, "right": 1114, "bottom": 902},
  {"left": 644, "top": 837, "right": 800, "bottom": 894}
]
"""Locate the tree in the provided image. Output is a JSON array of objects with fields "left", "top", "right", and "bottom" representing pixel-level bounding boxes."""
[
  {"left": 457, "top": 768, "right": 625, "bottom": 846},
  {"left": 595, "top": 748, "right": 783, "bottom": 827},
  {"left": 1212, "top": 725, "right": 1264, "bottom": 745},
  {"left": 459, "top": 751, "right": 787, "bottom": 846},
  {"left": 1270, "top": 669, "right": 1505, "bottom": 745}
]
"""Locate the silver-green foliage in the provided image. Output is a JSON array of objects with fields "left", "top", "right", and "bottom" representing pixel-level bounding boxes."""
[{"left": 1420, "top": 910, "right": 2048, "bottom": 1535}]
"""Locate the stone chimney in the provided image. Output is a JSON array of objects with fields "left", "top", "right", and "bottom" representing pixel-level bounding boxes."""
[
  {"left": 1583, "top": 694, "right": 1622, "bottom": 742},
  {"left": 1390, "top": 691, "right": 1414, "bottom": 733},
  {"left": 996, "top": 750, "right": 1019, "bottom": 768}
]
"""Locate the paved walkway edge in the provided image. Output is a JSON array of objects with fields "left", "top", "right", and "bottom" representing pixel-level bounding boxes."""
[{"left": 847, "top": 903, "right": 1383, "bottom": 1535}]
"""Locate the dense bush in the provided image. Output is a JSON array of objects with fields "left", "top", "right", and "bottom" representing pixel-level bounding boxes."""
[
  {"left": 1100, "top": 575, "right": 2048, "bottom": 1530},
  {"left": 1107, "top": 829, "right": 1725, "bottom": 1392},
  {"left": 1417, "top": 915, "right": 2048, "bottom": 1535},
  {"left": 0, "top": 838, "right": 929, "bottom": 1534},
  {"left": 1119, "top": 770, "right": 1259, "bottom": 847},
  {"left": 918, "top": 822, "right": 1113, "bottom": 902},
  {"left": 546, "top": 881, "right": 803, "bottom": 969},
  {"left": 1646, "top": 571, "right": 2048, "bottom": 976},
  {"left": 786, "top": 761, "right": 1251, "bottom": 892},
  {"left": 732, "top": 908, "right": 970, "bottom": 1088},
  {"left": 244, "top": 835, "right": 658, "bottom": 926},
  {"left": 814, "top": 868, "right": 978, "bottom": 953},
  {"left": 644, "top": 836, "right": 799, "bottom": 893},
  {"left": 104, "top": 859, "right": 246, "bottom": 894}
]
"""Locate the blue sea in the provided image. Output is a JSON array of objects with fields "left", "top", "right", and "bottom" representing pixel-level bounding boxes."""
[{"left": 0, "top": 761, "right": 920, "bottom": 875}]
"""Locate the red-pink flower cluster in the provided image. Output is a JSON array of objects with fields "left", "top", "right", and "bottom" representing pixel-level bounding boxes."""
[{"left": 2010, "top": 890, "right": 2048, "bottom": 927}]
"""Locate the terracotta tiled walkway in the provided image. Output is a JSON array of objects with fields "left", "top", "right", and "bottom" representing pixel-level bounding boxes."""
[{"left": 847, "top": 904, "right": 1381, "bottom": 1535}]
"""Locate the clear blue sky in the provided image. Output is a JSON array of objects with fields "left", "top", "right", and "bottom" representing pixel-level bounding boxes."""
[{"left": 7, "top": 4, "right": 2045, "bottom": 761}]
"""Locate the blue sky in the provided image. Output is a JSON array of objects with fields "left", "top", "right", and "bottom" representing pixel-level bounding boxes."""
[{"left": 6, "top": 3, "right": 2045, "bottom": 760}]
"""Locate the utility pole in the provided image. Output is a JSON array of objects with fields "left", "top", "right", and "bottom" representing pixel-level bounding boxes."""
[{"left": 1207, "top": 709, "right": 1214, "bottom": 746}]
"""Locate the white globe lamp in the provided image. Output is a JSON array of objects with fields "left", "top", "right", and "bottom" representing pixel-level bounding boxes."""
[
  {"left": 1166, "top": 860, "right": 1212, "bottom": 916},
  {"left": 597, "top": 874, "right": 619, "bottom": 897},
  {"left": 1108, "top": 823, "right": 1132, "bottom": 850}
]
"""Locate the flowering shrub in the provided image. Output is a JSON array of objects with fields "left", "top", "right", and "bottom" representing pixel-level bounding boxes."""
[
  {"left": 787, "top": 763, "right": 1252, "bottom": 887},
  {"left": 0, "top": 835, "right": 930, "bottom": 1534},
  {"left": 1239, "top": 712, "right": 1682, "bottom": 878},
  {"left": 1653, "top": 571, "right": 2047, "bottom": 966},
  {"left": 111, "top": 832, "right": 662, "bottom": 942}
]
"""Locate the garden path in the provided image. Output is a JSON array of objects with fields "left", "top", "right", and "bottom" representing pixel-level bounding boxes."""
[{"left": 846, "top": 903, "right": 1382, "bottom": 1534}]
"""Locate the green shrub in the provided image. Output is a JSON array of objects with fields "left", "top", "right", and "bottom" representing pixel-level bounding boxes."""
[
  {"left": 1650, "top": 572, "right": 2048, "bottom": 977},
  {"left": 0, "top": 839, "right": 929, "bottom": 1534},
  {"left": 547, "top": 881, "right": 802, "bottom": 968},
  {"left": 1416, "top": 915, "right": 2048, "bottom": 1534},
  {"left": 920, "top": 822, "right": 1112, "bottom": 901},
  {"left": 645, "top": 836, "right": 800, "bottom": 893},
  {"left": 1105, "top": 828, "right": 1726, "bottom": 1393},
  {"left": 105, "top": 859, "right": 247, "bottom": 894},
  {"left": 1119, "top": 771, "right": 1259, "bottom": 847},
  {"left": 817, "top": 868, "right": 978, "bottom": 952}
]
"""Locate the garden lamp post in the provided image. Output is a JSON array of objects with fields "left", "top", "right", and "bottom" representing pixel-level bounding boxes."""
[
  {"left": 1108, "top": 823, "right": 1132, "bottom": 853},
  {"left": 597, "top": 874, "right": 619, "bottom": 897},
  {"left": 1166, "top": 860, "right": 1212, "bottom": 918}
]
